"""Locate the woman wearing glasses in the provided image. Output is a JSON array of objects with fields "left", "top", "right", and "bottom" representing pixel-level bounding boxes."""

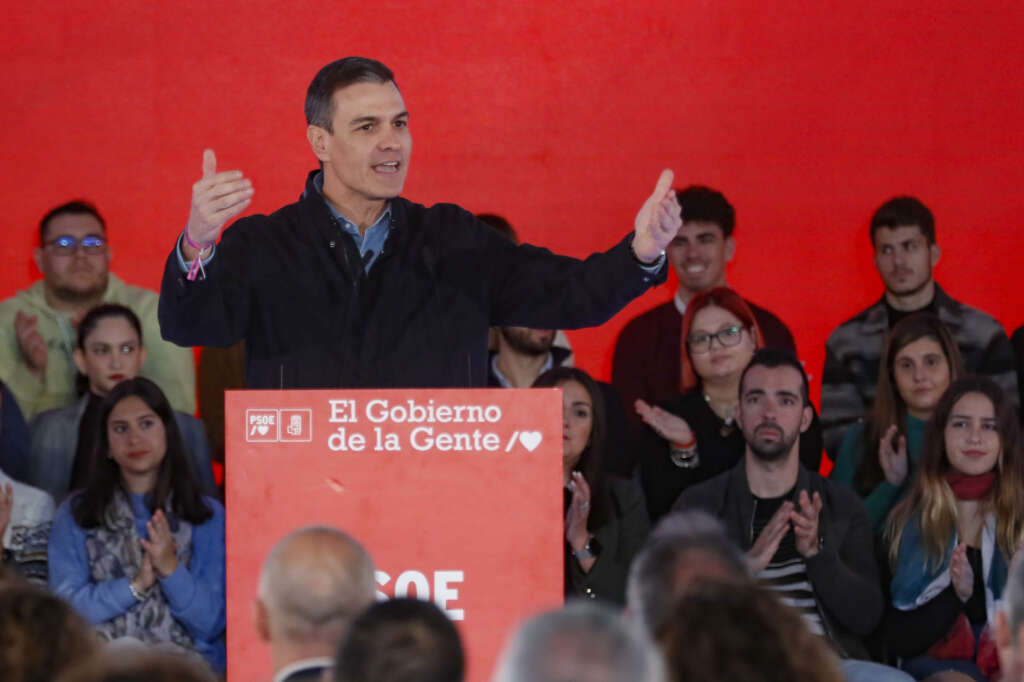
[{"left": 636, "top": 287, "right": 822, "bottom": 522}]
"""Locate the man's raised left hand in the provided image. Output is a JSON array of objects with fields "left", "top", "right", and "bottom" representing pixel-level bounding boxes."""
[{"left": 632, "top": 169, "right": 682, "bottom": 263}]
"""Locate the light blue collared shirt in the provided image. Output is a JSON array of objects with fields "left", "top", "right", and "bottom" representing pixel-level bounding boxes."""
[{"left": 313, "top": 172, "right": 390, "bottom": 272}]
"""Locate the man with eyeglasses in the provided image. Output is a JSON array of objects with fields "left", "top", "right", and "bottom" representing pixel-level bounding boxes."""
[{"left": 0, "top": 201, "right": 195, "bottom": 420}]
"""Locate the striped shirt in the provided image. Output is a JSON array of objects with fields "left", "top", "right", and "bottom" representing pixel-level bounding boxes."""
[{"left": 752, "top": 490, "right": 825, "bottom": 636}]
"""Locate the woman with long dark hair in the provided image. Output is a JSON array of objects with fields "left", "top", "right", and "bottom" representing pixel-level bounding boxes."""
[
  {"left": 29, "top": 304, "right": 216, "bottom": 503},
  {"left": 48, "top": 378, "right": 225, "bottom": 672},
  {"left": 884, "top": 376, "right": 1024, "bottom": 680},
  {"left": 831, "top": 313, "right": 963, "bottom": 533},
  {"left": 533, "top": 367, "right": 649, "bottom": 605},
  {"left": 635, "top": 287, "right": 822, "bottom": 522}
]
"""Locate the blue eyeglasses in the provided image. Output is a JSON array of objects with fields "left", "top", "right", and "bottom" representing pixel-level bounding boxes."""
[{"left": 45, "top": 235, "right": 107, "bottom": 255}]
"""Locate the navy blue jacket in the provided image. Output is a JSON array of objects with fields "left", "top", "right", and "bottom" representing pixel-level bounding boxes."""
[{"left": 160, "top": 171, "right": 665, "bottom": 389}]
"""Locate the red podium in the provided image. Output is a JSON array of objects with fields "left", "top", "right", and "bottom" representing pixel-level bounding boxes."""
[{"left": 225, "top": 388, "right": 564, "bottom": 681}]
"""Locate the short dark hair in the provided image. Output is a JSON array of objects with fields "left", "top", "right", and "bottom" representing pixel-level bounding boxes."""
[
  {"left": 306, "top": 57, "right": 396, "bottom": 133},
  {"left": 39, "top": 200, "right": 106, "bottom": 244},
  {"left": 77, "top": 304, "right": 143, "bottom": 351},
  {"left": 334, "top": 598, "right": 464, "bottom": 682},
  {"left": 675, "top": 185, "right": 734, "bottom": 236},
  {"left": 739, "top": 348, "right": 810, "bottom": 406},
  {"left": 869, "top": 196, "right": 935, "bottom": 246},
  {"left": 476, "top": 213, "right": 518, "bottom": 244}
]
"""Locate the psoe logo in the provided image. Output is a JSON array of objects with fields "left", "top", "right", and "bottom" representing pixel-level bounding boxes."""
[{"left": 246, "top": 409, "right": 279, "bottom": 442}]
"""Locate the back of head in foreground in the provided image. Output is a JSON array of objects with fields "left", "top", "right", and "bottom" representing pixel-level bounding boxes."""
[
  {"left": 56, "top": 650, "right": 216, "bottom": 682},
  {"left": 492, "top": 600, "right": 665, "bottom": 682},
  {"left": 256, "top": 525, "right": 376, "bottom": 652},
  {"left": 333, "top": 597, "right": 465, "bottom": 682},
  {"left": 0, "top": 581, "right": 100, "bottom": 682},
  {"left": 657, "top": 580, "right": 844, "bottom": 682},
  {"left": 626, "top": 510, "right": 751, "bottom": 634}
]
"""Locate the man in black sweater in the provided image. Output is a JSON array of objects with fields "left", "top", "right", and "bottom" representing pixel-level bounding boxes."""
[
  {"left": 675, "top": 348, "right": 912, "bottom": 682},
  {"left": 159, "top": 57, "right": 681, "bottom": 390}
]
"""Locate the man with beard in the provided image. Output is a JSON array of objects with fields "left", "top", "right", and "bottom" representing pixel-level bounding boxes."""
[
  {"left": 0, "top": 201, "right": 196, "bottom": 420},
  {"left": 821, "top": 196, "right": 1016, "bottom": 457},
  {"left": 674, "top": 349, "right": 911, "bottom": 682},
  {"left": 489, "top": 326, "right": 562, "bottom": 388},
  {"left": 611, "top": 185, "right": 796, "bottom": 434}
]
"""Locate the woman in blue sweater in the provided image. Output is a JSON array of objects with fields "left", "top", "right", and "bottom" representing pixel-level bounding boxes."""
[
  {"left": 48, "top": 377, "right": 225, "bottom": 672},
  {"left": 831, "top": 313, "right": 963, "bottom": 533}
]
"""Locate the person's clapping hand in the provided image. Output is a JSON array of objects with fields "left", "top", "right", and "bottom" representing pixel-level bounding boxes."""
[
  {"left": 747, "top": 501, "right": 793, "bottom": 573},
  {"left": 635, "top": 399, "right": 694, "bottom": 445},
  {"left": 951, "top": 542, "right": 975, "bottom": 603},
  {"left": 140, "top": 510, "right": 178, "bottom": 578},
  {"left": 565, "top": 471, "right": 592, "bottom": 554},
  {"left": 0, "top": 483, "right": 13, "bottom": 539},
  {"left": 878, "top": 425, "right": 909, "bottom": 487}
]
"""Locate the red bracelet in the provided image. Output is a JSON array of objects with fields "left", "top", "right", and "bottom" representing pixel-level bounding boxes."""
[{"left": 671, "top": 435, "right": 697, "bottom": 450}]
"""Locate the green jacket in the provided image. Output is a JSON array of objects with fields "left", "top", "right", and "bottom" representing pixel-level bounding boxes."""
[{"left": 0, "top": 274, "right": 195, "bottom": 419}]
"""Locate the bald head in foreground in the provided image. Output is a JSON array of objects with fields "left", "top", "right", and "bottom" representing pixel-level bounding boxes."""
[
  {"left": 254, "top": 526, "right": 376, "bottom": 682},
  {"left": 492, "top": 601, "right": 665, "bottom": 682}
]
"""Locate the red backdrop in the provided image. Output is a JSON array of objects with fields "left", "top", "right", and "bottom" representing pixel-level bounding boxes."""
[{"left": 3, "top": 2, "right": 1022, "bottom": 401}]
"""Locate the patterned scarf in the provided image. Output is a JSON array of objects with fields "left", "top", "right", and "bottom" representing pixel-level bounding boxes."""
[{"left": 84, "top": 490, "right": 195, "bottom": 653}]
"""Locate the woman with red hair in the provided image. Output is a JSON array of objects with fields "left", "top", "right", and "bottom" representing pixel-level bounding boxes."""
[{"left": 636, "top": 287, "right": 822, "bottom": 522}]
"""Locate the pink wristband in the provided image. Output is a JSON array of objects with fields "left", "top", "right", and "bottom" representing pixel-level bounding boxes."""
[{"left": 183, "top": 230, "right": 214, "bottom": 281}]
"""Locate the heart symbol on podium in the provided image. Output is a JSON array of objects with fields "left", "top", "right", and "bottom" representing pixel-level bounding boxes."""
[
  {"left": 257, "top": 425, "right": 270, "bottom": 436},
  {"left": 519, "top": 431, "right": 542, "bottom": 451}
]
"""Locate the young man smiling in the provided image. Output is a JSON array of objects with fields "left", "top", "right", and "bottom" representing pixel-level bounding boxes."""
[
  {"left": 611, "top": 185, "right": 796, "bottom": 433},
  {"left": 821, "top": 196, "right": 1017, "bottom": 458},
  {"left": 160, "top": 57, "right": 681, "bottom": 390}
]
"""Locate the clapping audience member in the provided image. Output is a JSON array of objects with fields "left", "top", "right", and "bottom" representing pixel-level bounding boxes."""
[
  {"left": 254, "top": 526, "right": 375, "bottom": 682},
  {"left": 831, "top": 313, "right": 964, "bottom": 533},
  {"left": 635, "top": 287, "right": 821, "bottom": 522},
  {"left": 675, "top": 349, "right": 912, "bottom": 681},
  {"left": 657, "top": 580, "right": 845, "bottom": 682},
  {"left": 822, "top": 196, "right": 1017, "bottom": 458},
  {"left": 0, "top": 582, "right": 101, "bottom": 682},
  {"left": 885, "top": 376, "right": 1023, "bottom": 681},
  {"left": 995, "top": 551, "right": 1024, "bottom": 682},
  {"left": 0, "top": 464, "right": 55, "bottom": 586},
  {"left": 0, "top": 200, "right": 196, "bottom": 419},
  {"left": 533, "top": 367, "right": 649, "bottom": 604},
  {"left": 1012, "top": 325, "right": 1023, "bottom": 422},
  {"left": 48, "top": 378, "right": 225, "bottom": 672},
  {"left": 333, "top": 598, "right": 464, "bottom": 682},
  {"left": 492, "top": 601, "right": 665, "bottom": 682},
  {"left": 626, "top": 510, "right": 749, "bottom": 635},
  {"left": 29, "top": 304, "right": 216, "bottom": 503},
  {"left": 0, "top": 382, "right": 32, "bottom": 484},
  {"left": 613, "top": 186, "right": 796, "bottom": 438}
]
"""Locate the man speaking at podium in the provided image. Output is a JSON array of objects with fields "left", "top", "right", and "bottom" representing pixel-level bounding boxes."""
[{"left": 159, "top": 57, "right": 681, "bottom": 389}]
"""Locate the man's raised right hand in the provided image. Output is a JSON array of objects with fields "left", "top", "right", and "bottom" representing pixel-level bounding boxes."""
[{"left": 183, "top": 149, "right": 254, "bottom": 258}]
